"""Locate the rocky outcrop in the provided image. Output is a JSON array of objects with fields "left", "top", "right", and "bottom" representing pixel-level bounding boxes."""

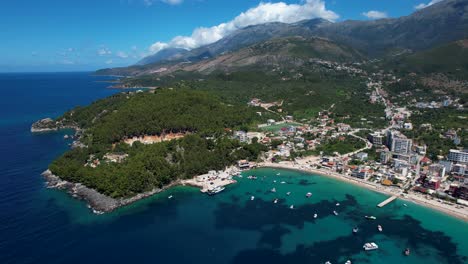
[
  {"left": 31, "top": 118, "right": 58, "bottom": 132},
  {"left": 42, "top": 170, "right": 179, "bottom": 214}
]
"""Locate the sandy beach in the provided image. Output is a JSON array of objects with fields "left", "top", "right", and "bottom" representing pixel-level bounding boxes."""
[{"left": 258, "top": 161, "right": 468, "bottom": 222}]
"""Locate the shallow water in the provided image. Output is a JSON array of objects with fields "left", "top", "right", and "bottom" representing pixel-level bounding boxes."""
[{"left": 0, "top": 73, "right": 466, "bottom": 264}]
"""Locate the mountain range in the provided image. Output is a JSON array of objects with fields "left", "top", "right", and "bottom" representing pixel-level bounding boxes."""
[{"left": 97, "top": 0, "right": 468, "bottom": 76}]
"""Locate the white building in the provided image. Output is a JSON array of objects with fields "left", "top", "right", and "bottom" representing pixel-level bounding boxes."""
[{"left": 448, "top": 149, "right": 468, "bottom": 164}]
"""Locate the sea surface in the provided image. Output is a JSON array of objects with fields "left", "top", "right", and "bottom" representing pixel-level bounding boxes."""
[{"left": 0, "top": 72, "right": 467, "bottom": 264}]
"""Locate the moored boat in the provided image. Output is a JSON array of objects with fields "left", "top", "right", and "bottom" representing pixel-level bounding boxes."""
[
  {"left": 271, "top": 187, "right": 277, "bottom": 193},
  {"left": 314, "top": 213, "right": 318, "bottom": 219},
  {"left": 207, "top": 186, "right": 225, "bottom": 195},
  {"left": 336, "top": 203, "right": 340, "bottom": 206},
  {"left": 273, "top": 198, "right": 278, "bottom": 204},
  {"left": 286, "top": 191, "right": 291, "bottom": 196},
  {"left": 250, "top": 196, "right": 255, "bottom": 201},
  {"left": 377, "top": 225, "right": 383, "bottom": 232},
  {"left": 168, "top": 195, "right": 173, "bottom": 199},
  {"left": 352, "top": 227, "right": 359, "bottom": 234},
  {"left": 404, "top": 248, "right": 410, "bottom": 256},
  {"left": 333, "top": 210, "right": 339, "bottom": 216},
  {"left": 306, "top": 192, "right": 312, "bottom": 198},
  {"left": 290, "top": 205, "right": 294, "bottom": 209},
  {"left": 345, "top": 260, "right": 352, "bottom": 264},
  {"left": 365, "top": 215, "right": 377, "bottom": 220},
  {"left": 363, "top": 242, "right": 379, "bottom": 251}
]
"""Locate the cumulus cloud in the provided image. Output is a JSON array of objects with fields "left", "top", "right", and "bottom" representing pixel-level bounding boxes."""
[
  {"left": 105, "top": 59, "right": 113, "bottom": 65},
  {"left": 97, "top": 47, "right": 112, "bottom": 56},
  {"left": 362, "top": 10, "right": 388, "bottom": 19},
  {"left": 148, "top": 0, "right": 338, "bottom": 54},
  {"left": 415, "top": 0, "right": 443, "bottom": 10}
]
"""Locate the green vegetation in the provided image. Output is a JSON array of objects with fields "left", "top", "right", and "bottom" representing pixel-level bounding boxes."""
[
  {"left": 49, "top": 89, "right": 268, "bottom": 198},
  {"left": 312, "top": 135, "right": 366, "bottom": 156}
]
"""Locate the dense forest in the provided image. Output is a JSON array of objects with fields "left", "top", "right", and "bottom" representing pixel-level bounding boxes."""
[{"left": 50, "top": 89, "right": 268, "bottom": 198}]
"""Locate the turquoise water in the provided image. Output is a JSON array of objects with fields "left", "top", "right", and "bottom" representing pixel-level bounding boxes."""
[{"left": 0, "top": 73, "right": 467, "bottom": 264}]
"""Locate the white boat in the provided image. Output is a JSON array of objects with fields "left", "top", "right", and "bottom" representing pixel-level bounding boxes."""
[
  {"left": 365, "top": 215, "right": 377, "bottom": 220},
  {"left": 363, "top": 242, "right": 379, "bottom": 251},
  {"left": 250, "top": 196, "right": 255, "bottom": 201},
  {"left": 207, "top": 186, "right": 225, "bottom": 195},
  {"left": 274, "top": 198, "right": 278, "bottom": 204},
  {"left": 271, "top": 187, "right": 277, "bottom": 193},
  {"left": 168, "top": 195, "right": 173, "bottom": 199},
  {"left": 313, "top": 213, "right": 318, "bottom": 219},
  {"left": 403, "top": 204, "right": 408, "bottom": 207},
  {"left": 277, "top": 173, "right": 281, "bottom": 176},
  {"left": 286, "top": 192, "right": 291, "bottom": 196},
  {"left": 280, "top": 181, "right": 286, "bottom": 184},
  {"left": 336, "top": 203, "right": 340, "bottom": 206},
  {"left": 333, "top": 210, "right": 339, "bottom": 216},
  {"left": 290, "top": 205, "right": 294, "bottom": 209},
  {"left": 306, "top": 192, "right": 312, "bottom": 198},
  {"left": 345, "top": 260, "right": 352, "bottom": 264},
  {"left": 352, "top": 227, "right": 359, "bottom": 233},
  {"left": 378, "top": 225, "right": 383, "bottom": 232},
  {"left": 325, "top": 261, "right": 332, "bottom": 264}
]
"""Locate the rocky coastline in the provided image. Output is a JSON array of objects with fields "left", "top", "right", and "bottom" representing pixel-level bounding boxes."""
[
  {"left": 42, "top": 170, "right": 181, "bottom": 214},
  {"left": 31, "top": 117, "right": 80, "bottom": 133}
]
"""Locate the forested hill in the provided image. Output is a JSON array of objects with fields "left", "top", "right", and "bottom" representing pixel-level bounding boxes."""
[
  {"left": 59, "top": 89, "right": 262, "bottom": 145},
  {"left": 48, "top": 89, "right": 269, "bottom": 198}
]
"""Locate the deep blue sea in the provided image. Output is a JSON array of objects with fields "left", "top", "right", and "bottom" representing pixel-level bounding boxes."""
[{"left": 0, "top": 72, "right": 467, "bottom": 264}]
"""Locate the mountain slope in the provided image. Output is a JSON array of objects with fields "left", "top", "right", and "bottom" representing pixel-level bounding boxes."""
[
  {"left": 313, "top": 0, "right": 468, "bottom": 56},
  {"left": 137, "top": 18, "right": 331, "bottom": 65}
]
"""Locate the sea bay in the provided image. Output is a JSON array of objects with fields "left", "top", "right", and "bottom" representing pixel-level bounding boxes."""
[{"left": 0, "top": 72, "right": 467, "bottom": 264}]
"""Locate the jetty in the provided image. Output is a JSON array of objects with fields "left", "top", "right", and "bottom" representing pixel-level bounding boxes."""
[{"left": 377, "top": 195, "right": 398, "bottom": 208}]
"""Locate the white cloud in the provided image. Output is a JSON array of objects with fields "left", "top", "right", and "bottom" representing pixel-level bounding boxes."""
[
  {"left": 362, "top": 10, "right": 388, "bottom": 19},
  {"left": 415, "top": 0, "right": 443, "bottom": 10},
  {"left": 162, "top": 0, "right": 183, "bottom": 5},
  {"left": 105, "top": 59, "right": 113, "bottom": 65},
  {"left": 97, "top": 47, "right": 112, "bottom": 56},
  {"left": 144, "top": 0, "right": 182, "bottom": 6},
  {"left": 117, "top": 51, "right": 129, "bottom": 58},
  {"left": 148, "top": 0, "right": 339, "bottom": 54}
]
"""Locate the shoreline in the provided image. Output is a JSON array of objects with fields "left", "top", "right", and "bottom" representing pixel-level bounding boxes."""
[
  {"left": 258, "top": 162, "right": 468, "bottom": 222},
  {"left": 42, "top": 170, "right": 182, "bottom": 214}
]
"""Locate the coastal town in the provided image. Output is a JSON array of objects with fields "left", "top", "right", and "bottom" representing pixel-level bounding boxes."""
[{"left": 190, "top": 59, "right": 468, "bottom": 220}]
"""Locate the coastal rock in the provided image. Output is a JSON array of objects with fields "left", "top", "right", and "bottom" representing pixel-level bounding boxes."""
[
  {"left": 31, "top": 118, "right": 58, "bottom": 132},
  {"left": 41, "top": 170, "right": 179, "bottom": 213}
]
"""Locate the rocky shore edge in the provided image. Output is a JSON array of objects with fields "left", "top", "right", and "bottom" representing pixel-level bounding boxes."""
[
  {"left": 31, "top": 117, "right": 79, "bottom": 133},
  {"left": 42, "top": 169, "right": 180, "bottom": 214}
]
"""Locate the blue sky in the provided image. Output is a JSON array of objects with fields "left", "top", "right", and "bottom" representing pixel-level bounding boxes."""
[{"left": 0, "top": 0, "right": 442, "bottom": 72}]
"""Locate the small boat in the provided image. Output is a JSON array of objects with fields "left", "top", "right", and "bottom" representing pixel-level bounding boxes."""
[
  {"left": 363, "top": 242, "right": 379, "bottom": 251},
  {"left": 168, "top": 195, "right": 173, "bottom": 199},
  {"left": 336, "top": 203, "right": 340, "bottom": 206},
  {"left": 286, "top": 192, "right": 291, "bottom": 196},
  {"left": 313, "top": 213, "right": 318, "bottom": 219},
  {"left": 290, "top": 205, "right": 294, "bottom": 209},
  {"left": 325, "top": 261, "right": 332, "bottom": 264},
  {"left": 345, "top": 260, "right": 352, "bottom": 264},
  {"left": 250, "top": 196, "right": 255, "bottom": 201},
  {"left": 306, "top": 192, "right": 312, "bottom": 198},
  {"left": 280, "top": 181, "right": 286, "bottom": 184},
  {"left": 273, "top": 198, "right": 278, "bottom": 204},
  {"left": 403, "top": 204, "right": 408, "bottom": 207},
  {"left": 333, "top": 210, "right": 339, "bottom": 216},
  {"left": 273, "top": 180, "right": 277, "bottom": 183},
  {"left": 377, "top": 225, "right": 383, "bottom": 232},
  {"left": 271, "top": 187, "right": 277, "bottom": 193},
  {"left": 247, "top": 175, "right": 257, "bottom": 180},
  {"left": 352, "top": 227, "right": 359, "bottom": 234},
  {"left": 276, "top": 173, "right": 281, "bottom": 176},
  {"left": 365, "top": 215, "right": 377, "bottom": 220},
  {"left": 404, "top": 248, "right": 410, "bottom": 256}
]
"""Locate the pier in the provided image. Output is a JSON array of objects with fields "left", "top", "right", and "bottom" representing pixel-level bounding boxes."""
[{"left": 377, "top": 195, "right": 398, "bottom": 208}]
